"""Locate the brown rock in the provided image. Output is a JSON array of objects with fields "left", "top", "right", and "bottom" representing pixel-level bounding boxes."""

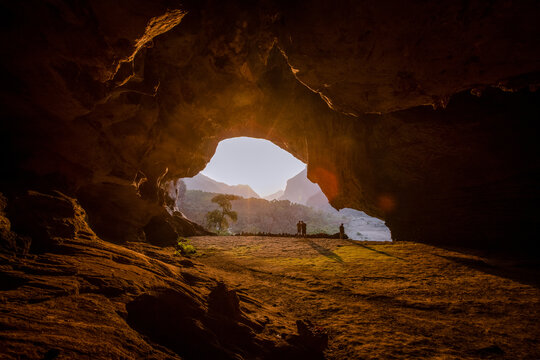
[
  {"left": 0, "top": 193, "right": 297, "bottom": 359},
  {"left": 208, "top": 282, "right": 242, "bottom": 320},
  {"left": 8, "top": 191, "right": 96, "bottom": 252},
  {"left": 295, "top": 319, "right": 329, "bottom": 352},
  {"left": 0, "top": 193, "right": 30, "bottom": 254},
  {"left": 0, "top": 0, "right": 539, "bottom": 253}
]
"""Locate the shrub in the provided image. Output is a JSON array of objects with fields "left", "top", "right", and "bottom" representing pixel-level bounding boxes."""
[{"left": 174, "top": 238, "right": 196, "bottom": 257}]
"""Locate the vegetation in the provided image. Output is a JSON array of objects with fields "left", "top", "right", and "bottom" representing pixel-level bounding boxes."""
[
  {"left": 174, "top": 238, "right": 196, "bottom": 257},
  {"left": 181, "top": 190, "right": 345, "bottom": 235},
  {"left": 205, "top": 194, "right": 240, "bottom": 233}
]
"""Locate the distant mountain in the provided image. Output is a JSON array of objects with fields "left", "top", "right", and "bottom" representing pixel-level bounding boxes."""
[
  {"left": 181, "top": 190, "right": 344, "bottom": 235},
  {"left": 182, "top": 173, "right": 260, "bottom": 198},
  {"left": 263, "top": 189, "right": 284, "bottom": 201},
  {"left": 181, "top": 171, "right": 391, "bottom": 241},
  {"left": 306, "top": 191, "right": 336, "bottom": 212},
  {"left": 279, "top": 168, "right": 322, "bottom": 205}
]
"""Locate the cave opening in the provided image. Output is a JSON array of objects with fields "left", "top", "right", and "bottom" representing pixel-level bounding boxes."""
[
  {"left": 2, "top": 1, "right": 540, "bottom": 358},
  {"left": 177, "top": 136, "right": 391, "bottom": 241}
]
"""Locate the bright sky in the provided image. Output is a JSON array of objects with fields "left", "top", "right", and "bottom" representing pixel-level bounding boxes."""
[{"left": 200, "top": 137, "right": 306, "bottom": 197}]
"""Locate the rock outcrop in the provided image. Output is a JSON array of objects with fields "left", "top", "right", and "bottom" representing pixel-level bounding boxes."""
[
  {"left": 1, "top": 1, "right": 539, "bottom": 251},
  {"left": 0, "top": 192, "right": 322, "bottom": 359}
]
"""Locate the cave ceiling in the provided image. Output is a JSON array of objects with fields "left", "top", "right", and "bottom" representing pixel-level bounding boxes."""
[{"left": 0, "top": 0, "right": 539, "bottom": 249}]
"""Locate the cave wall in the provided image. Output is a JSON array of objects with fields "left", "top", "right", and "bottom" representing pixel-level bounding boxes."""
[
  {"left": 1, "top": 0, "right": 539, "bottom": 251},
  {"left": 276, "top": 0, "right": 540, "bottom": 114}
]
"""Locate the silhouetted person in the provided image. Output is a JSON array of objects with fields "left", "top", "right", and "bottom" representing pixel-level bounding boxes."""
[
  {"left": 339, "top": 223, "right": 345, "bottom": 239},
  {"left": 302, "top": 221, "right": 307, "bottom": 237},
  {"left": 297, "top": 221, "right": 302, "bottom": 236}
]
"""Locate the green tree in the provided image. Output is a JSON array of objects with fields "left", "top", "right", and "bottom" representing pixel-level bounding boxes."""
[
  {"left": 205, "top": 194, "right": 239, "bottom": 232},
  {"left": 181, "top": 190, "right": 344, "bottom": 235}
]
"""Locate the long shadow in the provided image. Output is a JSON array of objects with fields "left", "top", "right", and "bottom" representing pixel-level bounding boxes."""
[
  {"left": 304, "top": 239, "right": 344, "bottom": 263},
  {"left": 345, "top": 240, "right": 406, "bottom": 261},
  {"left": 435, "top": 254, "right": 540, "bottom": 288}
]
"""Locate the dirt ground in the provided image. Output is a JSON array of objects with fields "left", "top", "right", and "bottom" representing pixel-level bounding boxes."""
[{"left": 188, "top": 236, "right": 540, "bottom": 359}]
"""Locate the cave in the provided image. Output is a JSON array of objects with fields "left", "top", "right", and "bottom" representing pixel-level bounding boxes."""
[
  {"left": 179, "top": 136, "right": 391, "bottom": 239},
  {"left": 1, "top": 1, "right": 539, "bottom": 359}
]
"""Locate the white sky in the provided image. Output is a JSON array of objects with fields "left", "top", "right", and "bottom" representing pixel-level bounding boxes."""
[{"left": 200, "top": 137, "right": 306, "bottom": 197}]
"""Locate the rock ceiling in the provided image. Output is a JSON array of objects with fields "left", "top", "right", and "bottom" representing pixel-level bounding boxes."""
[{"left": 1, "top": 0, "right": 539, "bottom": 249}]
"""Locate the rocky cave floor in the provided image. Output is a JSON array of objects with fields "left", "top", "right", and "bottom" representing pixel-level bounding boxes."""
[
  {"left": 2, "top": 224, "right": 539, "bottom": 359},
  {"left": 186, "top": 236, "right": 540, "bottom": 359},
  {"left": 1, "top": 192, "right": 539, "bottom": 359}
]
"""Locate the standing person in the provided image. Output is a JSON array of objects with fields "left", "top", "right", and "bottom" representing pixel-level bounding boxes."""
[
  {"left": 339, "top": 223, "right": 345, "bottom": 239},
  {"left": 297, "top": 221, "right": 302, "bottom": 236},
  {"left": 302, "top": 221, "right": 307, "bottom": 237}
]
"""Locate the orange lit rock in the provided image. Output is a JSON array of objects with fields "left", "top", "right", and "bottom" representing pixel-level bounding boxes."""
[
  {"left": 0, "top": 2, "right": 539, "bottom": 359},
  {"left": 0, "top": 0, "right": 539, "bottom": 250}
]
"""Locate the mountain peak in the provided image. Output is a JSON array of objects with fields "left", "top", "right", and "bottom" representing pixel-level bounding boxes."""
[
  {"left": 183, "top": 174, "right": 260, "bottom": 198},
  {"left": 279, "top": 168, "right": 324, "bottom": 205},
  {"left": 263, "top": 189, "right": 285, "bottom": 201}
]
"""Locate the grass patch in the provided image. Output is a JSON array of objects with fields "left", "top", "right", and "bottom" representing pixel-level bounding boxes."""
[
  {"left": 228, "top": 244, "right": 262, "bottom": 257},
  {"left": 334, "top": 245, "right": 395, "bottom": 261},
  {"left": 174, "top": 238, "right": 196, "bottom": 257},
  {"left": 261, "top": 255, "right": 341, "bottom": 273}
]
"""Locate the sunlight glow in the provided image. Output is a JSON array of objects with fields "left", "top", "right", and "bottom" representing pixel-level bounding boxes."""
[{"left": 200, "top": 137, "right": 306, "bottom": 197}]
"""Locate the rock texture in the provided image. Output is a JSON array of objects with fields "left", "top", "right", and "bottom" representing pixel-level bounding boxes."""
[
  {"left": 0, "top": 0, "right": 539, "bottom": 250},
  {"left": 0, "top": 2, "right": 539, "bottom": 357},
  {"left": 0, "top": 192, "right": 321, "bottom": 359},
  {"left": 277, "top": 1, "right": 540, "bottom": 115}
]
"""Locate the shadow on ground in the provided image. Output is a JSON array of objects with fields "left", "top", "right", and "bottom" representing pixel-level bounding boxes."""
[
  {"left": 304, "top": 239, "right": 343, "bottom": 263},
  {"left": 436, "top": 254, "right": 540, "bottom": 288},
  {"left": 345, "top": 240, "right": 405, "bottom": 261}
]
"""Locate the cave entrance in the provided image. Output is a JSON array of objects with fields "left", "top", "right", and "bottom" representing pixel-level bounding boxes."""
[{"left": 179, "top": 137, "right": 391, "bottom": 241}]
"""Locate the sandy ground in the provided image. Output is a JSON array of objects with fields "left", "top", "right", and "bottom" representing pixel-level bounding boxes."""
[{"left": 188, "top": 236, "right": 540, "bottom": 359}]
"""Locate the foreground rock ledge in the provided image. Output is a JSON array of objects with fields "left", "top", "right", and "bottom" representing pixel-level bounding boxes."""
[{"left": 0, "top": 192, "right": 323, "bottom": 359}]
